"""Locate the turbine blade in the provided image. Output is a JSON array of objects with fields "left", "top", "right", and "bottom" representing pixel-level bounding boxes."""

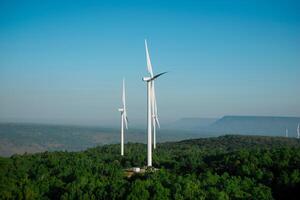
[
  {"left": 151, "top": 82, "right": 160, "bottom": 129},
  {"left": 123, "top": 114, "right": 128, "bottom": 129},
  {"left": 122, "top": 78, "right": 126, "bottom": 108},
  {"left": 145, "top": 39, "right": 154, "bottom": 77},
  {"left": 122, "top": 78, "right": 128, "bottom": 129},
  {"left": 149, "top": 72, "right": 167, "bottom": 81},
  {"left": 153, "top": 86, "right": 158, "bottom": 116},
  {"left": 151, "top": 82, "right": 155, "bottom": 117},
  {"left": 155, "top": 116, "right": 160, "bottom": 128}
]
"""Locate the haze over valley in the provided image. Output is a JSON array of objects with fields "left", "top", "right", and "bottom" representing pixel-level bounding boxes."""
[{"left": 1, "top": 115, "right": 300, "bottom": 157}]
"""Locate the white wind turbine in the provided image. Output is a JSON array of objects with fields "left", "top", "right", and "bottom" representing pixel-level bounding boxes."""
[
  {"left": 145, "top": 40, "right": 161, "bottom": 150},
  {"left": 297, "top": 123, "right": 299, "bottom": 139},
  {"left": 143, "top": 40, "right": 166, "bottom": 167},
  {"left": 118, "top": 79, "right": 128, "bottom": 156},
  {"left": 285, "top": 128, "right": 289, "bottom": 138}
]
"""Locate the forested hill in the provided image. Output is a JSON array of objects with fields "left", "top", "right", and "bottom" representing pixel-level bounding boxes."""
[
  {"left": 171, "top": 135, "right": 300, "bottom": 151},
  {"left": 1, "top": 135, "right": 300, "bottom": 199}
]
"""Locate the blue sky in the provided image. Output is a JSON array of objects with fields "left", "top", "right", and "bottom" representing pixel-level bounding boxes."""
[{"left": 0, "top": 0, "right": 299, "bottom": 126}]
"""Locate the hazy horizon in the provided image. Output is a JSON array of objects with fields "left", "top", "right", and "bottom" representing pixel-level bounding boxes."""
[
  {"left": 1, "top": 115, "right": 300, "bottom": 128},
  {"left": 1, "top": 0, "right": 299, "bottom": 126}
]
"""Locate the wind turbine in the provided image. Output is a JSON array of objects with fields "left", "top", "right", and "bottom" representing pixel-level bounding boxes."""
[
  {"left": 143, "top": 40, "right": 166, "bottom": 167},
  {"left": 145, "top": 40, "right": 161, "bottom": 150},
  {"left": 285, "top": 128, "right": 289, "bottom": 138},
  {"left": 297, "top": 123, "right": 299, "bottom": 139},
  {"left": 118, "top": 79, "right": 128, "bottom": 156}
]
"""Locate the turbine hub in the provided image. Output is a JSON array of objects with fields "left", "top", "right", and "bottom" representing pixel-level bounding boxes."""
[{"left": 143, "top": 77, "right": 151, "bottom": 82}]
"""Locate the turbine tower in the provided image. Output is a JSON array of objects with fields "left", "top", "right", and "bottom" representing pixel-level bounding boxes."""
[
  {"left": 118, "top": 79, "right": 128, "bottom": 156},
  {"left": 143, "top": 40, "right": 166, "bottom": 167},
  {"left": 297, "top": 123, "right": 300, "bottom": 139},
  {"left": 285, "top": 128, "right": 289, "bottom": 138}
]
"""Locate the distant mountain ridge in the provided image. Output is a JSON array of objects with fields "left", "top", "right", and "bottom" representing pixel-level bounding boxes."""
[
  {"left": 163, "top": 117, "right": 218, "bottom": 130},
  {"left": 164, "top": 116, "right": 300, "bottom": 137},
  {"left": 207, "top": 115, "right": 300, "bottom": 136}
]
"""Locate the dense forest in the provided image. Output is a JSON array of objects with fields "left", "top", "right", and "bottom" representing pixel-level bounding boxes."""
[{"left": 1, "top": 135, "right": 300, "bottom": 200}]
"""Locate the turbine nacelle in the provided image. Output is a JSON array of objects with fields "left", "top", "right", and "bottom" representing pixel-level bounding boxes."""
[{"left": 118, "top": 108, "right": 124, "bottom": 112}]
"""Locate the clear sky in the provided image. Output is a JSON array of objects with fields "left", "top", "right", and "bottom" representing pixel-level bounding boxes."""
[{"left": 0, "top": 0, "right": 299, "bottom": 126}]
